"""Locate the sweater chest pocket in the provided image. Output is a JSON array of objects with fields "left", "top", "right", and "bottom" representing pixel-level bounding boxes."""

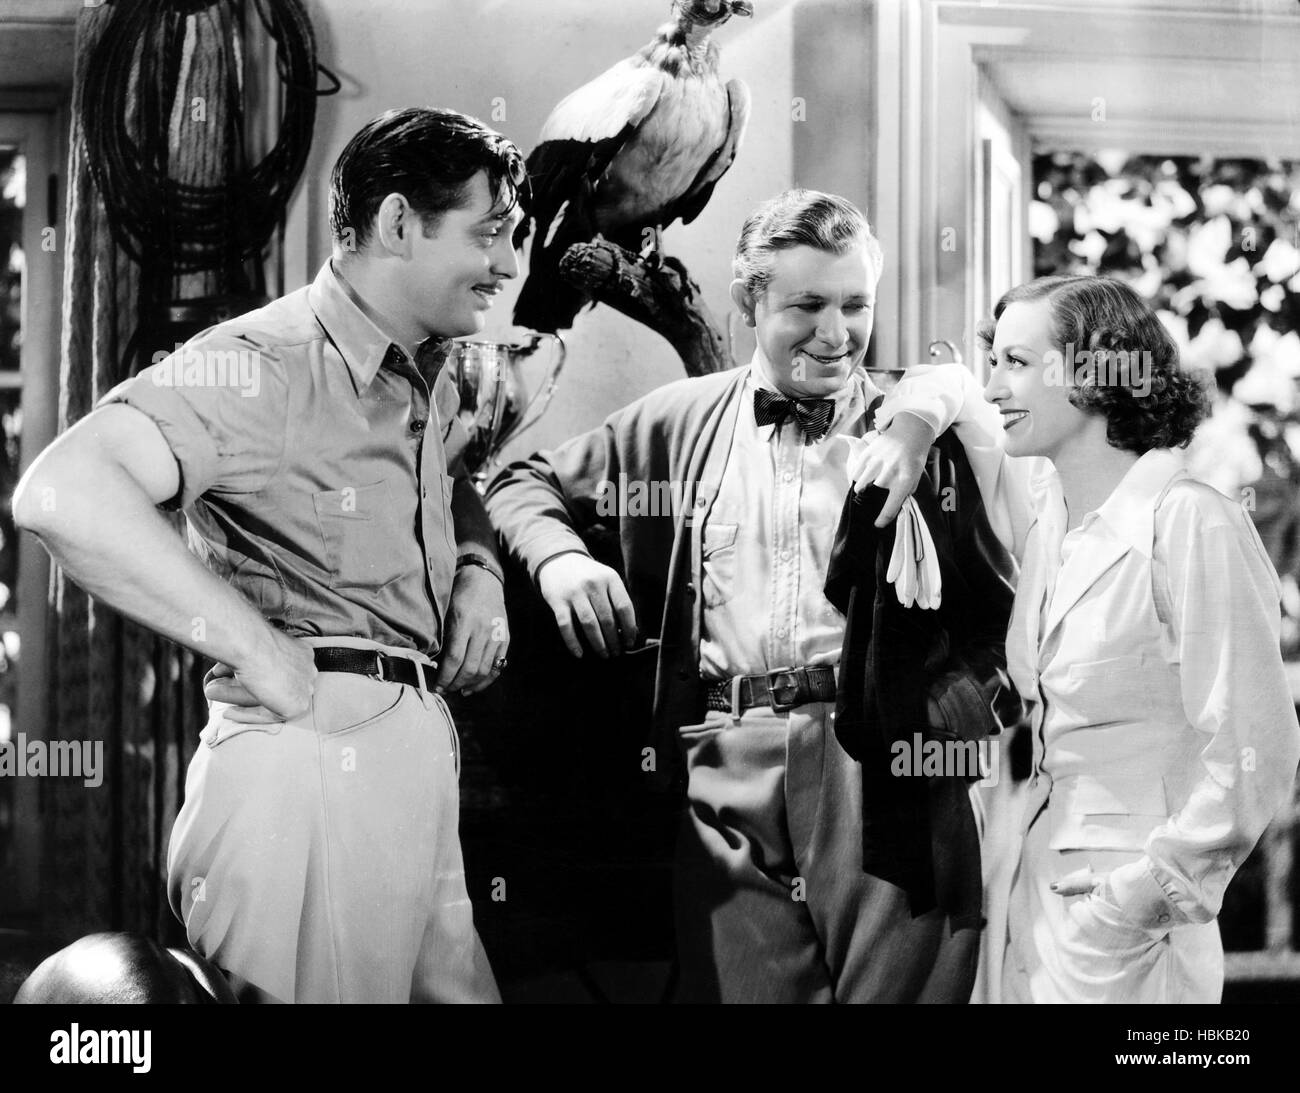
[
  {"left": 314, "top": 480, "right": 409, "bottom": 592},
  {"left": 701, "top": 522, "right": 739, "bottom": 608}
]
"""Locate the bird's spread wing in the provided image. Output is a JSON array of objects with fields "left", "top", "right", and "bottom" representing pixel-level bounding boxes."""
[
  {"left": 539, "top": 56, "right": 667, "bottom": 144},
  {"left": 514, "top": 58, "right": 672, "bottom": 330},
  {"left": 514, "top": 58, "right": 667, "bottom": 251},
  {"left": 666, "top": 77, "right": 751, "bottom": 228},
  {"left": 515, "top": 130, "right": 625, "bottom": 247}
]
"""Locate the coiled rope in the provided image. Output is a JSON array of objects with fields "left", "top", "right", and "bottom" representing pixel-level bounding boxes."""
[{"left": 80, "top": 0, "right": 335, "bottom": 275}]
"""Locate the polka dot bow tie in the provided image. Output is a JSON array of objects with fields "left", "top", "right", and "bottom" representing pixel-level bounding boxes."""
[{"left": 752, "top": 388, "right": 835, "bottom": 443}]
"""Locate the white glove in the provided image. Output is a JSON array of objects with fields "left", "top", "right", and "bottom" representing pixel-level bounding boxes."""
[
  {"left": 913, "top": 502, "right": 941, "bottom": 609},
  {"left": 886, "top": 496, "right": 942, "bottom": 610},
  {"left": 836, "top": 434, "right": 942, "bottom": 609}
]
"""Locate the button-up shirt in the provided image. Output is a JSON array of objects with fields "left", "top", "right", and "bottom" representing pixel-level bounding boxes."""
[
  {"left": 99, "top": 260, "right": 467, "bottom": 655},
  {"left": 698, "top": 362, "right": 872, "bottom": 679}
]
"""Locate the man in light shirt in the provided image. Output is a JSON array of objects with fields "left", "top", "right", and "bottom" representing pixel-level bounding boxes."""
[{"left": 15, "top": 108, "right": 521, "bottom": 1003}]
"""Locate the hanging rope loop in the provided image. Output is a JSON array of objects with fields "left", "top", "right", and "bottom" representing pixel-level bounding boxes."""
[{"left": 80, "top": 0, "right": 335, "bottom": 275}]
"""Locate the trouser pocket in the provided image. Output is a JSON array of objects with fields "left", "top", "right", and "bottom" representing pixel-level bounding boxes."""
[
  {"left": 431, "top": 691, "right": 461, "bottom": 777},
  {"left": 312, "top": 675, "right": 408, "bottom": 738},
  {"left": 201, "top": 703, "right": 285, "bottom": 748}
]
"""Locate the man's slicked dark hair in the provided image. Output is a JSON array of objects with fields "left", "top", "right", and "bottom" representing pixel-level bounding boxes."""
[{"left": 329, "top": 107, "right": 527, "bottom": 249}]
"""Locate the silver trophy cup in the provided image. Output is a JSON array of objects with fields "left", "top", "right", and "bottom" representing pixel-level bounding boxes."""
[{"left": 448, "top": 332, "right": 566, "bottom": 482}]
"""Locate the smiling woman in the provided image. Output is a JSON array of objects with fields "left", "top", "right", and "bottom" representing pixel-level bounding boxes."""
[
  {"left": 968, "top": 274, "right": 1300, "bottom": 1004},
  {"left": 981, "top": 276, "right": 1208, "bottom": 464}
]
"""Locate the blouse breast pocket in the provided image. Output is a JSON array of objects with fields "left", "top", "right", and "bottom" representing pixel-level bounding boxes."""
[
  {"left": 701, "top": 522, "right": 739, "bottom": 608},
  {"left": 1047, "top": 773, "right": 1169, "bottom": 852},
  {"left": 1048, "top": 653, "right": 1150, "bottom": 725},
  {"left": 314, "top": 479, "right": 408, "bottom": 592}
]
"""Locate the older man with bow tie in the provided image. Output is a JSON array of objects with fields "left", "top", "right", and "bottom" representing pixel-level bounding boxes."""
[{"left": 487, "top": 189, "right": 1013, "bottom": 1002}]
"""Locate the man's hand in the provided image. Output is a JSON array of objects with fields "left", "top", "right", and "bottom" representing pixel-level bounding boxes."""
[
  {"left": 536, "top": 552, "right": 637, "bottom": 658},
  {"left": 203, "top": 628, "right": 318, "bottom": 724},
  {"left": 434, "top": 563, "right": 510, "bottom": 696},
  {"left": 849, "top": 411, "right": 937, "bottom": 527}
]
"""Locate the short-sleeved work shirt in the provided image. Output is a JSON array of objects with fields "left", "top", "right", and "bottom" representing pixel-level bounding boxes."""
[{"left": 100, "top": 260, "right": 466, "bottom": 655}]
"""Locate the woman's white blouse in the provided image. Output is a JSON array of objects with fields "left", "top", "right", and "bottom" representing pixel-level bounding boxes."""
[
  {"left": 1008, "top": 449, "right": 1298, "bottom": 932},
  {"left": 877, "top": 365, "right": 1300, "bottom": 935}
]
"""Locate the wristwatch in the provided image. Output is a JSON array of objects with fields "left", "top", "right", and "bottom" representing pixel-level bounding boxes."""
[{"left": 456, "top": 551, "right": 504, "bottom": 584}]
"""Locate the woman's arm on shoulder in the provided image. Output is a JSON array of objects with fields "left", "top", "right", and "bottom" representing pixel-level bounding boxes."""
[{"left": 874, "top": 362, "right": 1044, "bottom": 561}]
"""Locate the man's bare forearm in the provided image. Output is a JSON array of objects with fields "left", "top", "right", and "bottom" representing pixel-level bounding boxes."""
[{"left": 15, "top": 457, "right": 277, "bottom": 671}]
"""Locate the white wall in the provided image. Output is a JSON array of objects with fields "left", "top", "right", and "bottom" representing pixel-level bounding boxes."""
[{"left": 293, "top": 0, "right": 806, "bottom": 459}]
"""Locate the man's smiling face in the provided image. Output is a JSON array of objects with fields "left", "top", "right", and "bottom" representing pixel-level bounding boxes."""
[
  {"left": 735, "top": 241, "right": 877, "bottom": 398},
  {"left": 402, "top": 170, "right": 522, "bottom": 340}
]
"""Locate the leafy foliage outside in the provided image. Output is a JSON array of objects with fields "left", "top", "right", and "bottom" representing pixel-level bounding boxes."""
[{"left": 1033, "top": 152, "right": 1300, "bottom": 656}]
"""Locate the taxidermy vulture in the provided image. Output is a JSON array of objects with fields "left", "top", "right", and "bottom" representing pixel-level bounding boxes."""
[{"left": 513, "top": 0, "right": 753, "bottom": 333}]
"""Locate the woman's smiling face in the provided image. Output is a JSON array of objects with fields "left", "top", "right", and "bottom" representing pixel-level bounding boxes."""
[
  {"left": 982, "top": 297, "right": 1096, "bottom": 461},
  {"left": 733, "top": 242, "right": 877, "bottom": 398}
]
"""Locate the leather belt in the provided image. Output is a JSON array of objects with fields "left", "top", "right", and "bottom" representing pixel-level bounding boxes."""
[
  {"left": 704, "top": 665, "right": 837, "bottom": 715},
  {"left": 313, "top": 646, "right": 436, "bottom": 692}
]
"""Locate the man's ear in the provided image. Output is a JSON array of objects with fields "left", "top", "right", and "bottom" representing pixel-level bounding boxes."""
[
  {"left": 729, "top": 280, "right": 756, "bottom": 326},
  {"left": 373, "top": 192, "right": 415, "bottom": 256}
]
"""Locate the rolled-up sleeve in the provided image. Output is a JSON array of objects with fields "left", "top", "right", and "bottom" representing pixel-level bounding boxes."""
[
  {"left": 1109, "top": 494, "right": 1300, "bottom": 929},
  {"left": 97, "top": 334, "right": 288, "bottom": 510}
]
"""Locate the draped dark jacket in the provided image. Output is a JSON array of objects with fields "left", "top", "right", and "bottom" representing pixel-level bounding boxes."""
[
  {"left": 824, "top": 411, "right": 1024, "bottom": 930},
  {"left": 487, "top": 369, "right": 1023, "bottom": 930}
]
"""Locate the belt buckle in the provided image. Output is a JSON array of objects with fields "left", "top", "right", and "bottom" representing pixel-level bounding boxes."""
[{"left": 767, "top": 667, "right": 805, "bottom": 712}]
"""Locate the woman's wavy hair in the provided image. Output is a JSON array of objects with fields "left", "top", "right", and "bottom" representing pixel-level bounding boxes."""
[{"left": 977, "top": 275, "right": 1210, "bottom": 454}]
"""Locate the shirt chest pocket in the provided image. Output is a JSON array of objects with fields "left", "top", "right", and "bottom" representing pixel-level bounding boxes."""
[
  {"left": 314, "top": 479, "right": 410, "bottom": 592},
  {"left": 701, "top": 522, "right": 739, "bottom": 608}
]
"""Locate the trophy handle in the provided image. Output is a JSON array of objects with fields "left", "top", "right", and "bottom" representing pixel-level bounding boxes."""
[
  {"left": 928, "top": 338, "right": 963, "bottom": 365},
  {"left": 494, "top": 331, "right": 566, "bottom": 452}
]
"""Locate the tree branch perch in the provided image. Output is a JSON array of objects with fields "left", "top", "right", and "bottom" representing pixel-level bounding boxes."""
[{"left": 559, "top": 240, "right": 732, "bottom": 377}]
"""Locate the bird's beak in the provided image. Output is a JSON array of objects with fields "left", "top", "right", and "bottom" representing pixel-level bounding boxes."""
[{"left": 729, "top": 0, "right": 754, "bottom": 15}]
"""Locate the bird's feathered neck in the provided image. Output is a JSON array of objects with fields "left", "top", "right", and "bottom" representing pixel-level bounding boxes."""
[{"left": 641, "top": 18, "right": 721, "bottom": 76}]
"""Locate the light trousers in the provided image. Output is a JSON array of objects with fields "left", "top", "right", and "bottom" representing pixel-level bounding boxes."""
[
  {"left": 1002, "top": 799, "right": 1222, "bottom": 1004},
  {"left": 673, "top": 702, "right": 979, "bottom": 1003},
  {"left": 167, "top": 636, "right": 499, "bottom": 1004}
]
